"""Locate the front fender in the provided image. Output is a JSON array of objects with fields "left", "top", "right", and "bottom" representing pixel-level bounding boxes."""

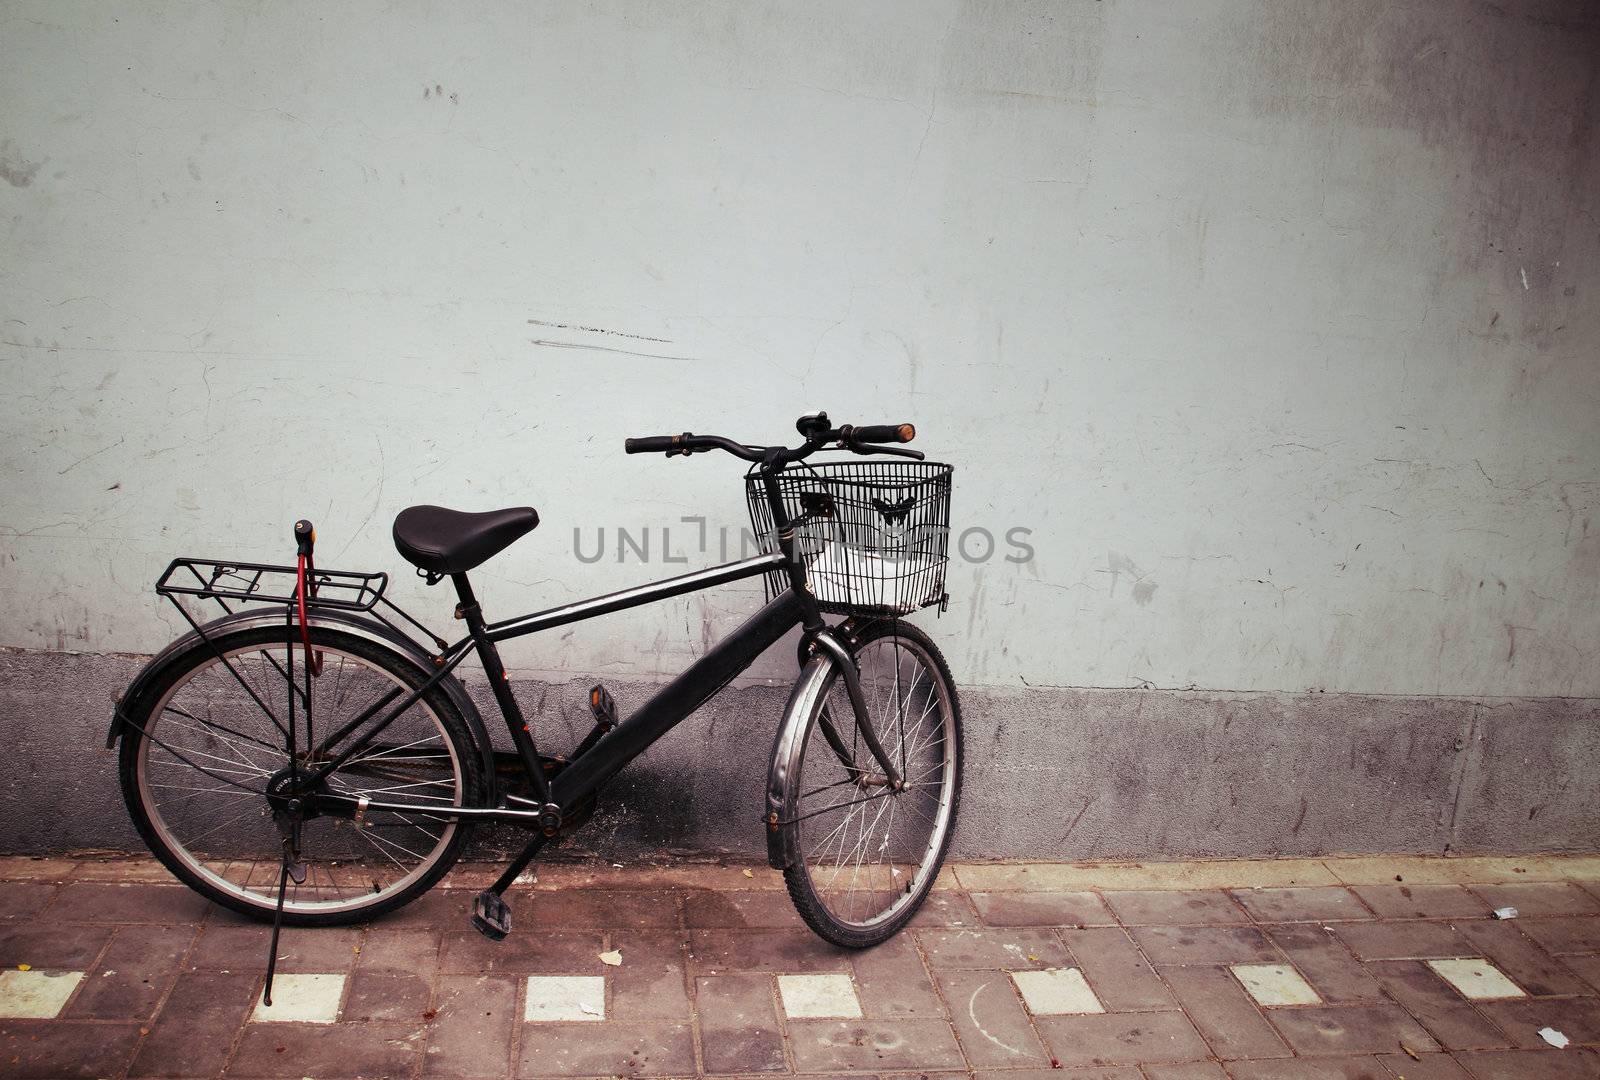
[
  {"left": 764, "top": 654, "right": 834, "bottom": 869},
  {"left": 106, "top": 609, "right": 497, "bottom": 802}
]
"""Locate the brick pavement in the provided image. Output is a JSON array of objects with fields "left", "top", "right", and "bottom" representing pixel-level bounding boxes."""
[{"left": 2, "top": 854, "right": 1600, "bottom": 1078}]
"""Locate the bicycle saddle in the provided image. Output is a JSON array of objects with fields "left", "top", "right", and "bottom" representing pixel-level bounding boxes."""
[{"left": 392, "top": 504, "right": 539, "bottom": 575}]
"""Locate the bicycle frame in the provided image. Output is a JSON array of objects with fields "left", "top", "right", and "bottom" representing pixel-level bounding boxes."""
[{"left": 301, "top": 518, "right": 899, "bottom": 832}]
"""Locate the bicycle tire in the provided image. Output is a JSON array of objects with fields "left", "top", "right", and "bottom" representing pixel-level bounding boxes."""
[
  {"left": 778, "top": 619, "right": 962, "bottom": 948},
  {"left": 117, "top": 623, "right": 487, "bottom": 926}
]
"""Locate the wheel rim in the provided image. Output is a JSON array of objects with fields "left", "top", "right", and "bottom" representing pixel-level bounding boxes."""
[
  {"left": 134, "top": 640, "right": 463, "bottom": 914},
  {"left": 793, "top": 634, "right": 956, "bottom": 929}
]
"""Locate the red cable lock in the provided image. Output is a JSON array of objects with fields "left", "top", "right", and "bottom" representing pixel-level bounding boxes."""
[{"left": 293, "top": 520, "right": 324, "bottom": 677}]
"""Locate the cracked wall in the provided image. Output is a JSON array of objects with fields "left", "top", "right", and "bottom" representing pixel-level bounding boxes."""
[{"left": 1, "top": 1, "right": 1598, "bottom": 857}]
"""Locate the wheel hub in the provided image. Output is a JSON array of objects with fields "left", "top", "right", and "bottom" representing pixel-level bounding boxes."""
[{"left": 264, "top": 767, "right": 323, "bottom": 820}]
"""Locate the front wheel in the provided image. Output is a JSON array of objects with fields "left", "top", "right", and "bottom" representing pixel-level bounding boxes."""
[
  {"left": 776, "top": 619, "right": 962, "bottom": 948},
  {"left": 117, "top": 623, "right": 487, "bottom": 926}
]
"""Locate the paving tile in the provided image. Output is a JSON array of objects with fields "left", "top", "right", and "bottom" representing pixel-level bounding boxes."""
[
  {"left": 1104, "top": 890, "right": 1249, "bottom": 925},
  {"left": 1140, "top": 1063, "right": 1229, "bottom": 1079},
  {"left": 46, "top": 882, "right": 215, "bottom": 923},
  {"left": 685, "top": 889, "right": 804, "bottom": 928},
  {"left": 1561, "top": 954, "right": 1600, "bottom": 993},
  {"left": 973, "top": 1069, "right": 1142, "bottom": 1080},
  {"left": 696, "top": 972, "right": 786, "bottom": 1073},
  {"left": 1224, "top": 1058, "right": 1394, "bottom": 1079},
  {"left": 1468, "top": 883, "right": 1600, "bottom": 917},
  {"left": 1160, "top": 964, "right": 1289, "bottom": 1060},
  {"left": 954, "top": 858, "right": 1338, "bottom": 892},
  {"left": 1229, "top": 887, "right": 1369, "bottom": 923},
  {"left": 1455, "top": 919, "right": 1591, "bottom": 995},
  {"left": 1371, "top": 1051, "right": 1473, "bottom": 1079},
  {"left": 1034, "top": 1011, "right": 1210, "bottom": 1067},
  {"left": 779, "top": 971, "right": 861, "bottom": 1018},
  {"left": 516, "top": 1019, "right": 696, "bottom": 1076},
  {"left": 1332, "top": 920, "right": 1475, "bottom": 960},
  {"left": 1350, "top": 885, "right": 1488, "bottom": 920},
  {"left": 1012, "top": 966, "right": 1104, "bottom": 1014},
  {"left": 0, "top": 1019, "right": 143, "bottom": 1078},
  {"left": 189, "top": 924, "right": 362, "bottom": 973},
  {"left": 1130, "top": 925, "right": 1278, "bottom": 966},
  {"left": 64, "top": 923, "right": 194, "bottom": 1019},
  {"left": 787, "top": 1017, "right": 966, "bottom": 1072},
  {"left": 354, "top": 928, "right": 441, "bottom": 974},
  {"left": 1364, "top": 960, "right": 1511, "bottom": 1050},
  {"left": 371, "top": 889, "right": 465, "bottom": 929},
  {"left": 0, "top": 923, "right": 113, "bottom": 969},
  {"left": 342, "top": 969, "right": 433, "bottom": 1022},
  {"left": 1475, "top": 995, "right": 1600, "bottom": 1048},
  {"left": 0, "top": 856, "right": 77, "bottom": 881},
  {"left": 850, "top": 928, "right": 944, "bottom": 1017},
  {"left": 1261, "top": 924, "right": 1384, "bottom": 1003},
  {"left": 251, "top": 972, "right": 346, "bottom": 1023},
  {"left": 1517, "top": 916, "right": 1600, "bottom": 956},
  {"left": 422, "top": 974, "right": 517, "bottom": 1077},
  {"left": 606, "top": 930, "right": 691, "bottom": 1021},
  {"left": 522, "top": 974, "right": 604, "bottom": 1021},
  {"left": 130, "top": 971, "right": 258, "bottom": 1077},
  {"left": 0, "top": 969, "right": 84, "bottom": 1018},
  {"left": 1059, "top": 927, "right": 1176, "bottom": 1010},
  {"left": 0, "top": 883, "right": 57, "bottom": 921},
  {"left": 912, "top": 889, "right": 982, "bottom": 927},
  {"left": 1266, "top": 1002, "right": 1440, "bottom": 1057},
  {"left": 1231, "top": 963, "right": 1321, "bottom": 1006},
  {"left": 438, "top": 929, "right": 605, "bottom": 974},
  {"left": 915, "top": 927, "right": 1073, "bottom": 969},
  {"left": 227, "top": 1020, "right": 425, "bottom": 1077},
  {"left": 935, "top": 968, "right": 1050, "bottom": 1067},
  {"left": 1427, "top": 958, "right": 1525, "bottom": 1000},
  {"left": 1453, "top": 1047, "right": 1600, "bottom": 1078},
  {"left": 522, "top": 888, "right": 684, "bottom": 928},
  {"left": 969, "top": 890, "right": 1116, "bottom": 927},
  {"left": 688, "top": 927, "right": 851, "bottom": 972}
]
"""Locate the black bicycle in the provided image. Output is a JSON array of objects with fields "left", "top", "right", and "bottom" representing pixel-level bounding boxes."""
[{"left": 108, "top": 412, "right": 961, "bottom": 964}]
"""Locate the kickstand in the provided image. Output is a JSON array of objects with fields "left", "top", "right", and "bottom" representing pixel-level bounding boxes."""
[{"left": 262, "top": 830, "right": 307, "bottom": 1007}]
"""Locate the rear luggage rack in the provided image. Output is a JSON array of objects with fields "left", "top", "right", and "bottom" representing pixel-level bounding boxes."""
[{"left": 157, "top": 558, "right": 388, "bottom": 612}]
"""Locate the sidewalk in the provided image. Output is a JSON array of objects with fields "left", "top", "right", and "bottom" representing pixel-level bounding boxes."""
[{"left": 3, "top": 853, "right": 1600, "bottom": 1078}]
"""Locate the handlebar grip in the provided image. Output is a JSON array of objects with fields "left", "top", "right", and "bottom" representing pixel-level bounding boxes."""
[
  {"left": 852, "top": 423, "right": 915, "bottom": 444},
  {"left": 625, "top": 435, "right": 679, "bottom": 454}
]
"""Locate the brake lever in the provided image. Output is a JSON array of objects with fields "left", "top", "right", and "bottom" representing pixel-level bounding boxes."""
[{"left": 845, "top": 440, "right": 925, "bottom": 460}]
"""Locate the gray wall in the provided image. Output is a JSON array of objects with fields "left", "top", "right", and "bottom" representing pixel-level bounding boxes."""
[{"left": 2, "top": 1, "right": 1597, "bottom": 858}]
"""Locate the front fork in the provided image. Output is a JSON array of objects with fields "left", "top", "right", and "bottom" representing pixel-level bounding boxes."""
[{"left": 760, "top": 455, "right": 902, "bottom": 790}]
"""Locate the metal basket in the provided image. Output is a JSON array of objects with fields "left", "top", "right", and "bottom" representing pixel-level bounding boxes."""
[{"left": 745, "top": 460, "right": 953, "bottom": 617}]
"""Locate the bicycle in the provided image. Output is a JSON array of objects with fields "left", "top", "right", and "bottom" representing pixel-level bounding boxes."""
[{"left": 107, "top": 412, "right": 960, "bottom": 996}]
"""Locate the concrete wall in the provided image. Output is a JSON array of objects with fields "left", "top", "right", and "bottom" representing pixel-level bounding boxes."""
[{"left": 2, "top": 1, "right": 1597, "bottom": 859}]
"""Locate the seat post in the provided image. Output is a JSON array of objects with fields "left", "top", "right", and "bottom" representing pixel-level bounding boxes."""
[{"left": 451, "top": 572, "right": 555, "bottom": 807}]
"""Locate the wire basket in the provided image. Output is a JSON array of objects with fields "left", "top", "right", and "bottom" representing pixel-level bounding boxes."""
[{"left": 745, "top": 460, "right": 953, "bottom": 617}]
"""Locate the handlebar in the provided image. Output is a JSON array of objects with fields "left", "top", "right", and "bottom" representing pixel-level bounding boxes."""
[{"left": 625, "top": 414, "right": 923, "bottom": 464}]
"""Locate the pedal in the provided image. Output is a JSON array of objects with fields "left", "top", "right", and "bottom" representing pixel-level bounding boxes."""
[
  {"left": 588, "top": 684, "right": 617, "bottom": 730},
  {"left": 471, "top": 889, "right": 512, "bottom": 941}
]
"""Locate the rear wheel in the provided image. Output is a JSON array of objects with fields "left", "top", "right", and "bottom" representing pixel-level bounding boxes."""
[
  {"left": 117, "top": 624, "right": 487, "bottom": 925},
  {"left": 778, "top": 619, "right": 962, "bottom": 947}
]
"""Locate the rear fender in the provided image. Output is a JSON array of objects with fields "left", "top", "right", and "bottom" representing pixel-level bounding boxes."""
[{"left": 106, "top": 610, "right": 497, "bottom": 802}]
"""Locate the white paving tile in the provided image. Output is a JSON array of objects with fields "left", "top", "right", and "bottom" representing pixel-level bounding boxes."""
[
  {"left": 251, "top": 972, "right": 346, "bottom": 1023},
  {"left": 0, "top": 970, "right": 84, "bottom": 1019},
  {"left": 1427, "top": 957, "right": 1526, "bottom": 1000},
  {"left": 1231, "top": 963, "right": 1322, "bottom": 1006},
  {"left": 524, "top": 975, "right": 605, "bottom": 1022},
  {"left": 1011, "top": 967, "right": 1104, "bottom": 1015},
  {"left": 778, "top": 972, "right": 861, "bottom": 1019}
]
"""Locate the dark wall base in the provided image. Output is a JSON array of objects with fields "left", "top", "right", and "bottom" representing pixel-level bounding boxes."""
[{"left": 5, "top": 649, "right": 1595, "bottom": 859}]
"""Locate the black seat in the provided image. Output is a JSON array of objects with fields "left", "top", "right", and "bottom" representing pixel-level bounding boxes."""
[{"left": 392, "top": 504, "right": 539, "bottom": 575}]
